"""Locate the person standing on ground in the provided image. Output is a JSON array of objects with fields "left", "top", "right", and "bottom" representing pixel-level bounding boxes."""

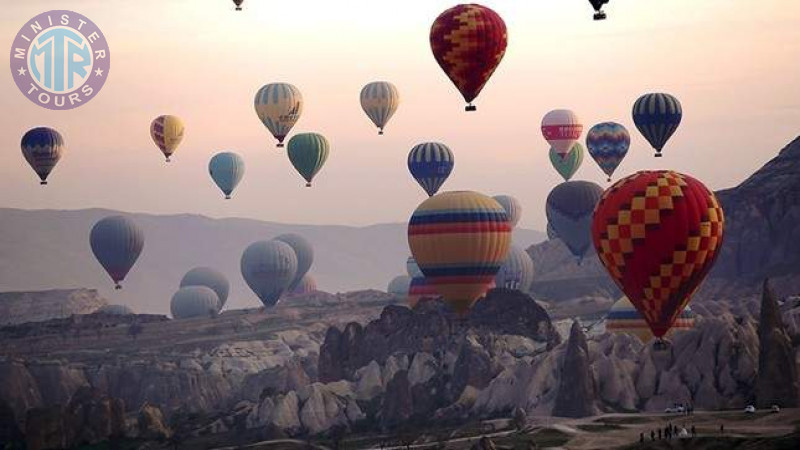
[
  {"left": 691, "top": 425, "right": 696, "bottom": 437},
  {"left": 720, "top": 424, "right": 724, "bottom": 434},
  {"left": 640, "top": 432, "right": 644, "bottom": 443},
  {"left": 651, "top": 430, "right": 655, "bottom": 441},
  {"left": 658, "top": 429, "right": 662, "bottom": 440}
]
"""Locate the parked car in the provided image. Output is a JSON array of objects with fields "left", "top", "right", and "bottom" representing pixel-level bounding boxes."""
[
  {"left": 771, "top": 405, "right": 780, "bottom": 413},
  {"left": 744, "top": 405, "right": 756, "bottom": 414}
]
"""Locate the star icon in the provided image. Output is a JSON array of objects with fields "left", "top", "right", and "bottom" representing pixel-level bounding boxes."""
[
  {"left": 94, "top": 68, "right": 104, "bottom": 77},
  {"left": 17, "top": 67, "right": 26, "bottom": 76}
]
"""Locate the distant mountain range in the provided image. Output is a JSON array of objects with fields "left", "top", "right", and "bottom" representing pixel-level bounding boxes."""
[{"left": 0, "top": 208, "right": 545, "bottom": 314}]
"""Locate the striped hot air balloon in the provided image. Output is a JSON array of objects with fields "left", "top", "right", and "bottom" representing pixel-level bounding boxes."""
[
  {"left": 549, "top": 143, "right": 584, "bottom": 182},
  {"left": 542, "top": 109, "right": 583, "bottom": 157},
  {"left": 586, "top": 122, "right": 630, "bottom": 182},
  {"left": 592, "top": 171, "right": 724, "bottom": 341},
  {"left": 408, "top": 142, "right": 454, "bottom": 197},
  {"left": 430, "top": 4, "right": 507, "bottom": 111},
  {"left": 254, "top": 83, "right": 303, "bottom": 148},
  {"left": 407, "top": 275, "right": 438, "bottom": 309},
  {"left": 495, "top": 245, "right": 534, "bottom": 291},
  {"left": 492, "top": 195, "right": 522, "bottom": 228},
  {"left": 180, "top": 267, "right": 230, "bottom": 309},
  {"left": 408, "top": 191, "right": 511, "bottom": 314},
  {"left": 90, "top": 216, "right": 145, "bottom": 289},
  {"left": 209, "top": 152, "right": 245, "bottom": 199},
  {"left": 240, "top": 240, "right": 298, "bottom": 307},
  {"left": 150, "top": 115, "right": 185, "bottom": 162},
  {"left": 287, "top": 133, "right": 329, "bottom": 187},
  {"left": 21, "top": 127, "right": 64, "bottom": 185},
  {"left": 360, "top": 81, "right": 400, "bottom": 135},
  {"left": 606, "top": 296, "right": 695, "bottom": 343},
  {"left": 632, "top": 93, "right": 682, "bottom": 157}
]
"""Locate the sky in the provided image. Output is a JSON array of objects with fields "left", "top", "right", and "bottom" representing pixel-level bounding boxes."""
[{"left": 2, "top": 0, "right": 799, "bottom": 231}]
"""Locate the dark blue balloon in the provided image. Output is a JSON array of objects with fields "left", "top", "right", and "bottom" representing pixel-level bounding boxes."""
[{"left": 632, "top": 93, "right": 682, "bottom": 157}]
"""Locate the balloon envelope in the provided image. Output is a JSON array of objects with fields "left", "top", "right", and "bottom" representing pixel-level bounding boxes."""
[
  {"left": 408, "top": 142, "right": 454, "bottom": 197},
  {"left": 90, "top": 216, "right": 145, "bottom": 289},
  {"left": 606, "top": 296, "right": 695, "bottom": 343},
  {"left": 586, "top": 122, "right": 630, "bottom": 181},
  {"left": 406, "top": 256, "right": 423, "bottom": 278},
  {"left": 492, "top": 195, "right": 522, "bottom": 228},
  {"left": 287, "top": 274, "right": 317, "bottom": 297},
  {"left": 171, "top": 286, "right": 220, "bottom": 319},
  {"left": 408, "top": 191, "right": 511, "bottom": 313},
  {"left": 274, "top": 233, "right": 314, "bottom": 291},
  {"left": 209, "top": 152, "right": 245, "bottom": 199},
  {"left": 287, "top": 133, "right": 329, "bottom": 187},
  {"left": 549, "top": 143, "right": 584, "bottom": 182},
  {"left": 542, "top": 109, "right": 583, "bottom": 156},
  {"left": 545, "top": 181, "right": 603, "bottom": 261},
  {"left": 254, "top": 83, "right": 303, "bottom": 147},
  {"left": 592, "top": 171, "right": 724, "bottom": 338},
  {"left": 408, "top": 275, "right": 438, "bottom": 309},
  {"left": 495, "top": 245, "right": 534, "bottom": 291},
  {"left": 21, "top": 127, "right": 64, "bottom": 185},
  {"left": 632, "top": 93, "right": 682, "bottom": 156},
  {"left": 241, "top": 240, "right": 298, "bottom": 307},
  {"left": 388, "top": 275, "right": 412, "bottom": 297},
  {"left": 180, "top": 267, "right": 230, "bottom": 308},
  {"left": 150, "top": 115, "right": 184, "bottom": 162},
  {"left": 360, "top": 81, "right": 400, "bottom": 134},
  {"left": 430, "top": 3, "right": 507, "bottom": 110}
]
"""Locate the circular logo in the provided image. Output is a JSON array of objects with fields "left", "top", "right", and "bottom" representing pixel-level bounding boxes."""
[{"left": 9, "top": 10, "right": 110, "bottom": 110}]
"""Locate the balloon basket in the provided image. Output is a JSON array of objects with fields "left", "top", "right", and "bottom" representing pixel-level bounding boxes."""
[
  {"left": 40, "top": 181, "right": 47, "bottom": 185},
  {"left": 378, "top": 130, "right": 384, "bottom": 135},
  {"left": 165, "top": 158, "right": 171, "bottom": 163},
  {"left": 235, "top": 7, "right": 242, "bottom": 10},
  {"left": 654, "top": 153, "right": 662, "bottom": 158},
  {"left": 593, "top": 11, "right": 607, "bottom": 20},
  {"left": 653, "top": 339, "right": 670, "bottom": 351},
  {"left": 277, "top": 143, "right": 285, "bottom": 148},
  {"left": 225, "top": 195, "right": 231, "bottom": 200},
  {"left": 114, "top": 285, "right": 122, "bottom": 290},
  {"left": 305, "top": 182, "right": 312, "bottom": 187},
  {"left": 607, "top": 177, "right": 612, "bottom": 182},
  {"left": 465, "top": 104, "right": 477, "bottom": 112}
]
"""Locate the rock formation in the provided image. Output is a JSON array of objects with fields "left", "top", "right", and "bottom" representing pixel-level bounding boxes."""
[
  {"left": 755, "top": 280, "right": 799, "bottom": 408},
  {"left": 552, "top": 322, "right": 598, "bottom": 417},
  {"left": 137, "top": 402, "right": 172, "bottom": 440},
  {"left": 0, "top": 289, "right": 107, "bottom": 326}
]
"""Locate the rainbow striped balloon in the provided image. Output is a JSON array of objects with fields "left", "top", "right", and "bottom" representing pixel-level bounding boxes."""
[
  {"left": 407, "top": 275, "right": 438, "bottom": 309},
  {"left": 606, "top": 296, "right": 695, "bottom": 343},
  {"left": 408, "top": 191, "right": 511, "bottom": 314}
]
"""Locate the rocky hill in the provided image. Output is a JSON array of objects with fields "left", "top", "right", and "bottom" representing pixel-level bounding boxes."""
[{"left": 0, "top": 289, "right": 107, "bottom": 326}]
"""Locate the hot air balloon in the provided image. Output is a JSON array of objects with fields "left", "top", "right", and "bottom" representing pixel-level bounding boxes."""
[
  {"left": 632, "top": 93, "right": 682, "bottom": 157},
  {"left": 430, "top": 4, "right": 507, "bottom": 111},
  {"left": 254, "top": 83, "right": 303, "bottom": 148},
  {"left": 406, "top": 256, "right": 423, "bottom": 278},
  {"left": 586, "top": 122, "right": 630, "bottom": 182},
  {"left": 90, "top": 216, "right": 145, "bottom": 289},
  {"left": 388, "top": 275, "right": 412, "bottom": 297},
  {"left": 150, "top": 115, "right": 184, "bottom": 162},
  {"left": 241, "top": 240, "right": 298, "bottom": 307},
  {"left": 180, "top": 267, "right": 230, "bottom": 309},
  {"left": 408, "top": 191, "right": 511, "bottom": 314},
  {"left": 492, "top": 195, "right": 522, "bottom": 228},
  {"left": 287, "top": 274, "right": 317, "bottom": 297},
  {"left": 408, "top": 275, "right": 438, "bottom": 309},
  {"left": 546, "top": 222, "right": 558, "bottom": 240},
  {"left": 233, "top": 0, "right": 243, "bottom": 10},
  {"left": 542, "top": 109, "right": 583, "bottom": 157},
  {"left": 360, "top": 81, "right": 400, "bottom": 135},
  {"left": 209, "top": 152, "right": 245, "bottom": 199},
  {"left": 97, "top": 304, "right": 134, "bottom": 316},
  {"left": 408, "top": 142, "right": 454, "bottom": 197},
  {"left": 545, "top": 181, "right": 603, "bottom": 262},
  {"left": 592, "top": 171, "right": 724, "bottom": 345},
  {"left": 287, "top": 133, "right": 329, "bottom": 187},
  {"left": 549, "top": 143, "right": 584, "bottom": 182},
  {"left": 21, "top": 127, "right": 64, "bottom": 185},
  {"left": 589, "top": 0, "right": 609, "bottom": 20},
  {"left": 274, "top": 233, "right": 313, "bottom": 291},
  {"left": 606, "top": 296, "right": 695, "bottom": 343},
  {"left": 495, "top": 245, "right": 534, "bottom": 291},
  {"left": 171, "top": 286, "right": 220, "bottom": 319}
]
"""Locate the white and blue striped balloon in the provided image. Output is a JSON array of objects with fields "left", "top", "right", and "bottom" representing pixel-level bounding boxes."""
[{"left": 407, "top": 142, "right": 454, "bottom": 197}]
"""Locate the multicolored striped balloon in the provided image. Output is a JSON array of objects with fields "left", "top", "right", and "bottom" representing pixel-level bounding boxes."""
[
  {"left": 150, "top": 115, "right": 184, "bottom": 162},
  {"left": 586, "top": 122, "right": 630, "bottom": 182},
  {"left": 408, "top": 191, "right": 511, "bottom": 313},
  {"left": 430, "top": 4, "right": 507, "bottom": 111},
  {"left": 21, "top": 127, "right": 64, "bottom": 185},
  {"left": 407, "top": 275, "right": 438, "bottom": 309},
  {"left": 492, "top": 195, "right": 522, "bottom": 228},
  {"left": 606, "top": 296, "right": 695, "bottom": 343},
  {"left": 360, "top": 81, "right": 400, "bottom": 135},
  {"left": 632, "top": 93, "right": 682, "bottom": 157},
  {"left": 549, "top": 143, "right": 584, "bottom": 182},
  {"left": 287, "top": 133, "right": 329, "bottom": 187},
  {"left": 254, "top": 83, "right": 303, "bottom": 148},
  {"left": 408, "top": 142, "right": 454, "bottom": 197},
  {"left": 542, "top": 109, "right": 583, "bottom": 156}
]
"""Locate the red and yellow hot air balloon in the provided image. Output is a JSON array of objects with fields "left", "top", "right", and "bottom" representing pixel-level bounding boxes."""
[
  {"left": 408, "top": 191, "right": 511, "bottom": 314},
  {"left": 430, "top": 4, "right": 507, "bottom": 111},
  {"left": 591, "top": 171, "right": 724, "bottom": 343}
]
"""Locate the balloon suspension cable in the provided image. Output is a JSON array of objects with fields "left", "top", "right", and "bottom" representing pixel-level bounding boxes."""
[{"left": 465, "top": 103, "right": 477, "bottom": 112}]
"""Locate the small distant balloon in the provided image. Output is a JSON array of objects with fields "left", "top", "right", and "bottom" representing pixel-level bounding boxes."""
[
  {"left": 542, "top": 109, "right": 583, "bottom": 157},
  {"left": 545, "top": 181, "right": 603, "bottom": 262},
  {"left": 209, "top": 152, "right": 245, "bottom": 199},
  {"left": 586, "top": 122, "right": 630, "bottom": 182},
  {"left": 408, "top": 142, "right": 454, "bottom": 197},
  {"left": 632, "top": 93, "right": 682, "bottom": 157},
  {"left": 254, "top": 83, "right": 303, "bottom": 148},
  {"left": 549, "top": 143, "right": 584, "bottom": 182},
  {"left": 150, "top": 115, "right": 184, "bottom": 162},
  {"left": 240, "top": 240, "right": 298, "bottom": 307},
  {"left": 360, "top": 81, "right": 400, "bottom": 135},
  {"left": 388, "top": 275, "right": 412, "bottom": 297},
  {"left": 171, "top": 286, "right": 220, "bottom": 319},
  {"left": 180, "top": 267, "right": 230, "bottom": 309},
  {"left": 287, "top": 133, "right": 329, "bottom": 187},
  {"left": 492, "top": 195, "right": 522, "bottom": 228},
  {"left": 274, "top": 233, "right": 314, "bottom": 292},
  {"left": 495, "top": 245, "right": 535, "bottom": 291},
  {"left": 21, "top": 127, "right": 64, "bottom": 185},
  {"left": 90, "top": 216, "right": 145, "bottom": 289},
  {"left": 233, "top": 0, "right": 244, "bottom": 10},
  {"left": 287, "top": 274, "right": 317, "bottom": 297}
]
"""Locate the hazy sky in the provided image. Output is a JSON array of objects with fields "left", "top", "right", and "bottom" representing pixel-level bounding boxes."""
[{"left": 2, "top": 0, "right": 799, "bottom": 230}]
